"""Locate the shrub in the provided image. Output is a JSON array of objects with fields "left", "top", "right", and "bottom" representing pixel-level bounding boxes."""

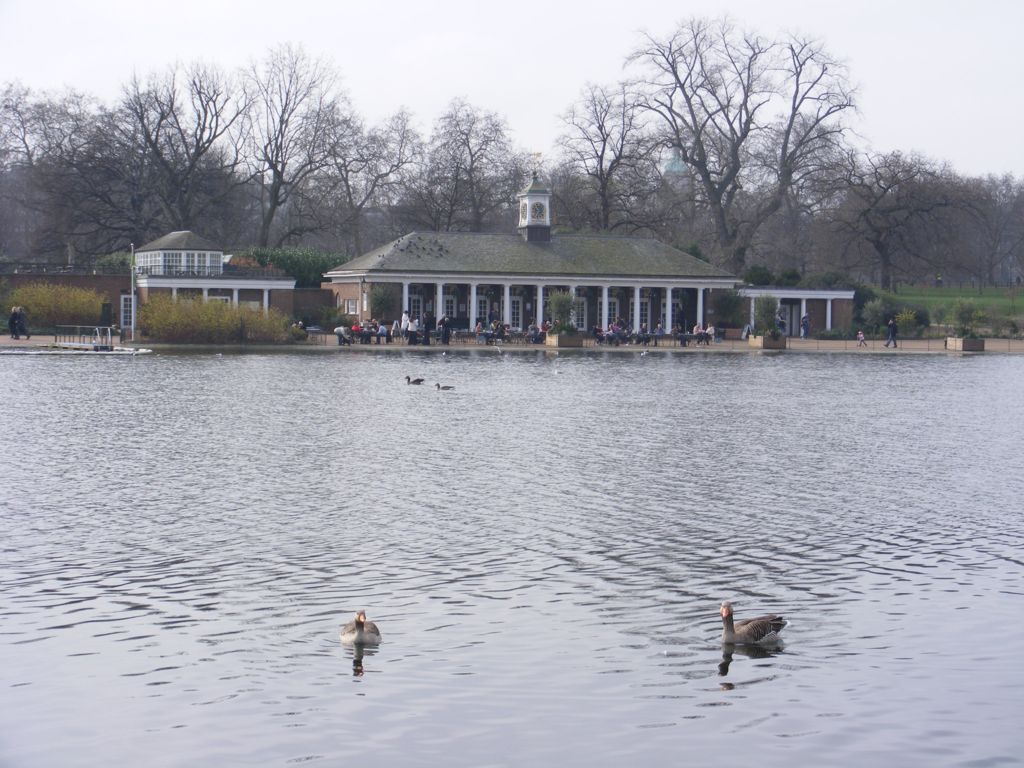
[
  {"left": 988, "top": 313, "right": 1018, "bottom": 337},
  {"left": 711, "top": 288, "right": 745, "bottom": 327},
  {"left": 547, "top": 290, "right": 577, "bottom": 333},
  {"left": 369, "top": 284, "right": 400, "bottom": 321},
  {"left": 95, "top": 252, "right": 132, "bottom": 271},
  {"left": 753, "top": 294, "right": 780, "bottom": 338},
  {"left": 138, "top": 295, "right": 290, "bottom": 343},
  {"left": 895, "top": 308, "right": 919, "bottom": 338},
  {"left": 743, "top": 265, "right": 774, "bottom": 286},
  {"left": 861, "top": 298, "right": 887, "bottom": 331},
  {"left": 951, "top": 299, "right": 985, "bottom": 338},
  {"left": 799, "top": 272, "right": 857, "bottom": 290},
  {"left": 777, "top": 268, "right": 802, "bottom": 287},
  {"left": 10, "top": 282, "right": 104, "bottom": 328},
  {"left": 243, "top": 247, "right": 344, "bottom": 288}
]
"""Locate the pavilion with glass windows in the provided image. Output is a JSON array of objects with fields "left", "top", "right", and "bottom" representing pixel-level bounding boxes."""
[
  {"left": 133, "top": 231, "right": 295, "bottom": 322},
  {"left": 323, "top": 176, "right": 739, "bottom": 333}
]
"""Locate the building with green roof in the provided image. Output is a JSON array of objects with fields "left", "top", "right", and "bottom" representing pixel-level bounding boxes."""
[{"left": 323, "top": 175, "right": 738, "bottom": 333}]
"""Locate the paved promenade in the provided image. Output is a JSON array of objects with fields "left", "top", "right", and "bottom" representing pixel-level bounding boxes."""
[{"left": 3, "top": 332, "right": 1023, "bottom": 354}]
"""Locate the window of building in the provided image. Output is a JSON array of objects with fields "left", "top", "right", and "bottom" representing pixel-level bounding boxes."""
[
  {"left": 443, "top": 295, "right": 456, "bottom": 319},
  {"left": 573, "top": 298, "right": 587, "bottom": 330},
  {"left": 120, "top": 295, "right": 134, "bottom": 329}
]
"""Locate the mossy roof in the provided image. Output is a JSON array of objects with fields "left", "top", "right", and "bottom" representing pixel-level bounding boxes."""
[{"left": 326, "top": 232, "right": 735, "bottom": 281}]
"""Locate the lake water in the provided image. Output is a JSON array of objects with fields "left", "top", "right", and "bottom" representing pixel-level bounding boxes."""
[{"left": 1, "top": 349, "right": 1022, "bottom": 767}]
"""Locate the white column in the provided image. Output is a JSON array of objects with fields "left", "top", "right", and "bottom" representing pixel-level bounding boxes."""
[
  {"left": 800, "top": 298, "right": 807, "bottom": 318},
  {"left": 263, "top": 289, "right": 269, "bottom": 314},
  {"left": 536, "top": 284, "right": 544, "bottom": 326},
  {"left": 202, "top": 287, "right": 209, "bottom": 301},
  {"left": 231, "top": 288, "right": 239, "bottom": 306},
  {"left": 402, "top": 282, "right": 410, "bottom": 314},
  {"left": 436, "top": 282, "right": 444, "bottom": 319},
  {"left": 696, "top": 288, "right": 704, "bottom": 326},
  {"left": 665, "top": 287, "right": 673, "bottom": 331},
  {"left": 633, "top": 285, "right": 642, "bottom": 332},
  {"left": 470, "top": 283, "right": 478, "bottom": 327},
  {"left": 601, "top": 285, "right": 610, "bottom": 330},
  {"left": 171, "top": 287, "right": 178, "bottom": 301},
  {"left": 503, "top": 284, "right": 511, "bottom": 326},
  {"left": 826, "top": 298, "right": 833, "bottom": 329},
  {"left": 750, "top": 297, "right": 756, "bottom": 327}
]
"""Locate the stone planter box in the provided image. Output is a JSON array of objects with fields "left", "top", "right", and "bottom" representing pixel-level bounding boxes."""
[
  {"left": 748, "top": 334, "right": 787, "bottom": 350},
  {"left": 946, "top": 337, "right": 985, "bottom": 352},
  {"left": 545, "top": 333, "right": 584, "bottom": 348}
]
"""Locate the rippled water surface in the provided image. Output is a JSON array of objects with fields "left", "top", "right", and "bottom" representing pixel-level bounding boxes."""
[{"left": 1, "top": 349, "right": 1023, "bottom": 767}]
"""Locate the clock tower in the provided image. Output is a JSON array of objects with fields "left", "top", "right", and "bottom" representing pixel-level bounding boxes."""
[{"left": 517, "top": 173, "right": 552, "bottom": 242}]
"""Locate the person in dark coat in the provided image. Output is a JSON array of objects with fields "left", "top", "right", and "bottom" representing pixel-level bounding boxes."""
[
  {"left": 8, "top": 307, "right": 18, "bottom": 339},
  {"left": 15, "top": 307, "right": 28, "bottom": 339},
  {"left": 884, "top": 317, "right": 898, "bottom": 348}
]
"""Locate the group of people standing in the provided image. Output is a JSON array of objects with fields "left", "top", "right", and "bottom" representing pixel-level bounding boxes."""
[
  {"left": 399, "top": 311, "right": 453, "bottom": 345},
  {"left": 7, "top": 307, "right": 29, "bottom": 340}
]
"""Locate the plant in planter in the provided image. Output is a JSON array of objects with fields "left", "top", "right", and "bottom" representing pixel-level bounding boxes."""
[
  {"left": 545, "top": 290, "right": 583, "bottom": 347},
  {"left": 947, "top": 299, "right": 986, "bottom": 351},
  {"left": 749, "top": 294, "right": 787, "bottom": 349},
  {"left": 711, "top": 288, "right": 745, "bottom": 330}
]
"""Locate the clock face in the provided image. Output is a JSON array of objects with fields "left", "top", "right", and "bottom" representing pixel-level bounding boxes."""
[
  {"left": 520, "top": 202, "right": 528, "bottom": 222},
  {"left": 530, "top": 202, "right": 546, "bottom": 220}
]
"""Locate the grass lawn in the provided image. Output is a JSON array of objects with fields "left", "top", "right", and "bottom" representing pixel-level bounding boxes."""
[{"left": 885, "top": 286, "right": 1024, "bottom": 318}]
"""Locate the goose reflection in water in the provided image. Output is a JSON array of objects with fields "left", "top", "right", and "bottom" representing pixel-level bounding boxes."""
[
  {"left": 346, "top": 644, "right": 380, "bottom": 678},
  {"left": 718, "top": 642, "right": 782, "bottom": 678}
]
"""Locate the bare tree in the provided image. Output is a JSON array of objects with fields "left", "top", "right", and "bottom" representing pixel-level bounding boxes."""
[
  {"left": 634, "top": 17, "right": 855, "bottom": 274},
  {"left": 557, "top": 83, "right": 655, "bottom": 231},
  {"left": 401, "top": 100, "right": 526, "bottom": 232},
  {"left": 830, "top": 151, "right": 962, "bottom": 289},
  {"left": 121, "top": 63, "right": 249, "bottom": 232},
  {"left": 957, "top": 175, "right": 1024, "bottom": 285},
  {"left": 322, "top": 109, "right": 420, "bottom": 254},
  {"left": 245, "top": 44, "right": 340, "bottom": 246}
]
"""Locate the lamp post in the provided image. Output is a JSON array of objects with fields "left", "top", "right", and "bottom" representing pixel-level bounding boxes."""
[{"left": 129, "top": 242, "right": 136, "bottom": 342}]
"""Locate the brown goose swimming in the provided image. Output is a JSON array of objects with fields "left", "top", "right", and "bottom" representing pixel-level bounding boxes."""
[
  {"left": 340, "top": 610, "right": 382, "bottom": 645},
  {"left": 720, "top": 601, "right": 787, "bottom": 645}
]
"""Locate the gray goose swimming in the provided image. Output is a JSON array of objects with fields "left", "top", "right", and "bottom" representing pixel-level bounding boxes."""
[
  {"left": 340, "top": 610, "right": 382, "bottom": 645},
  {"left": 406, "top": 376, "right": 425, "bottom": 385},
  {"left": 720, "top": 601, "right": 787, "bottom": 644}
]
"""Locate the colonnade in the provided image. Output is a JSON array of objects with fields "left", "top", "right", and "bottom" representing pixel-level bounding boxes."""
[{"left": 394, "top": 280, "right": 717, "bottom": 332}]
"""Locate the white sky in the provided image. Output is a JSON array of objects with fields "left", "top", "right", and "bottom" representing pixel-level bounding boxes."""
[{"left": 2, "top": 0, "right": 1022, "bottom": 177}]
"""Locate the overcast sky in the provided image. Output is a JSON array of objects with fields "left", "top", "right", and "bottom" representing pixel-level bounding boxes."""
[{"left": 2, "top": 0, "right": 1021, "bottom": 177}]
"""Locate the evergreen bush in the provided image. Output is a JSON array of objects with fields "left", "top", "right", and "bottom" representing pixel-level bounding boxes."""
[
  {"left": 753, "top": 294, "right": 780, "bottom": 338},
  {"left": 547, "top": 290, "right": 577, "bottom": 333}
]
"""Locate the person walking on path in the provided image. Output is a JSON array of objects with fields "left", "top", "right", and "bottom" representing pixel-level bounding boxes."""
[
  {"left": 884, "top": 317, "right": 898, "bottom": 348},
  {"left": 856, "top": 329, "right": 867, "bottom": 347},
  {"left": 15, "top": 307, "right": 29, "bottom": 339},
  {"left": 8, "top": 307, "right": 18, "bottom": 339},
  {"left": 400, "top": 311, "right": 410, "bottom": 341}
]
